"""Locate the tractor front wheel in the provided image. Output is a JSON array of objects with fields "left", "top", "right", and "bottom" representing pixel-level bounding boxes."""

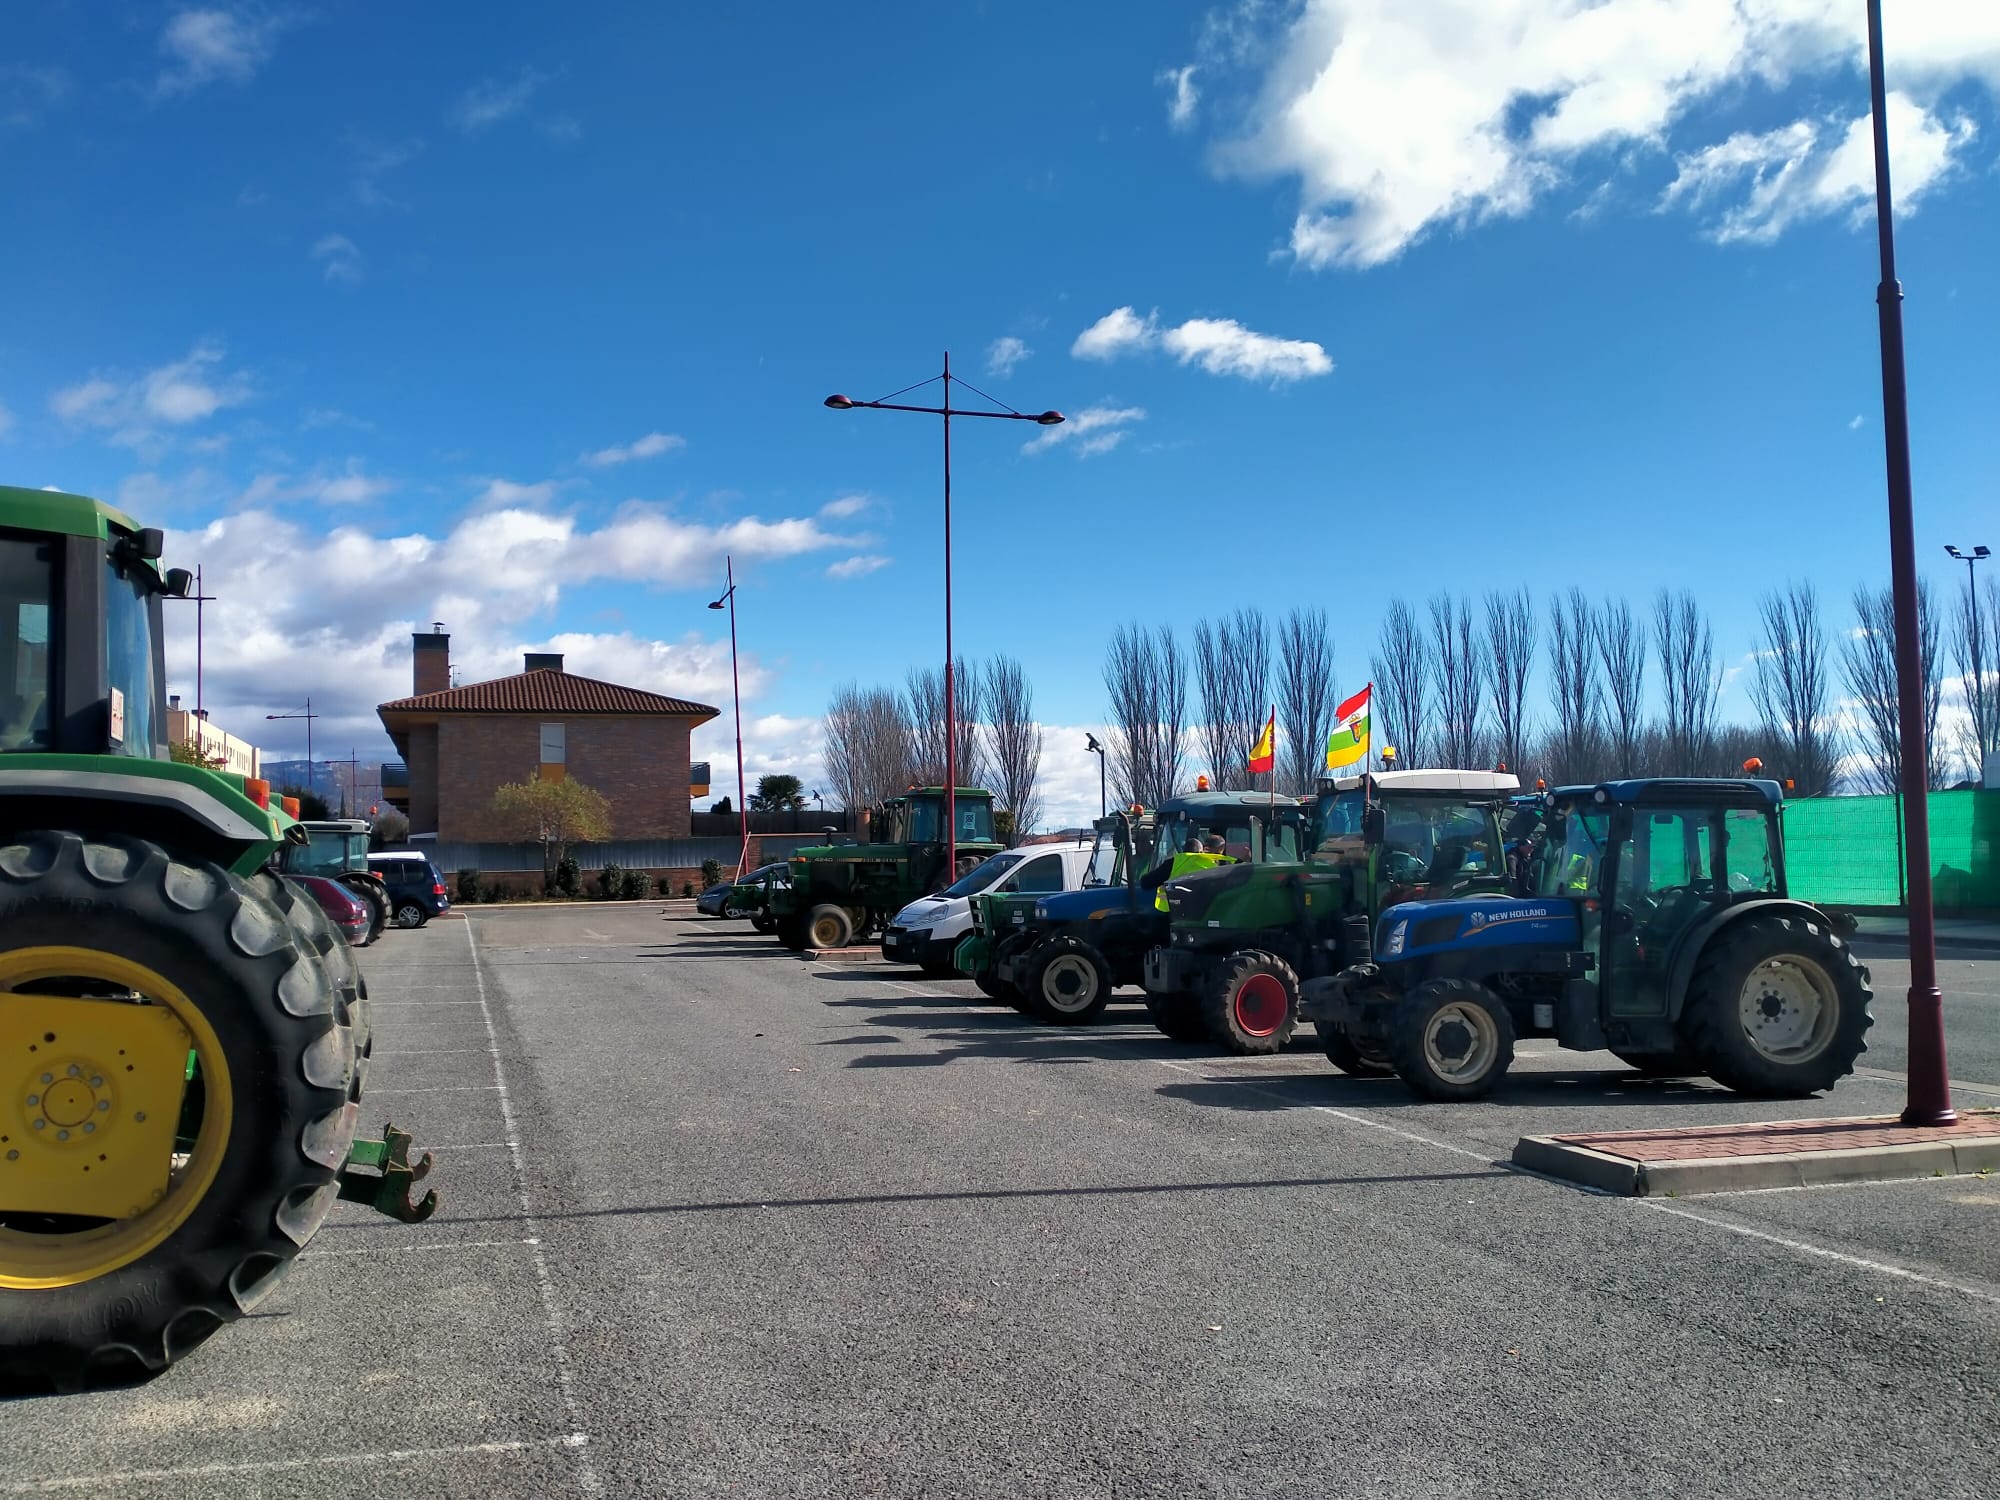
[
  {"left": 1386, "top": 979, "right": 1515, "bottom": 1101},
  {"left": 337, "top": 874, "right": 390, "bottom": 946},
  {"left": 806, "top": 904, "right": 854, "bottom": 951},
  {"left": 0, "top": 832, "right": 355, "bottom": 1393},
  {"left": 1202, "top": 952, "right": 1299, "bottom": 1055},
  {"left": 1322, "top": 1025, "right": 1394, "bottom": 1077},
  {"left": 1684, "top": 915, "right": 1871, "bottom": 1096},
  {"left": 1025, "top": 938, "right": 1113, "bottom": 1026},
  {"left": 751, "top": 912, "right": 776, "bottom": 934}
]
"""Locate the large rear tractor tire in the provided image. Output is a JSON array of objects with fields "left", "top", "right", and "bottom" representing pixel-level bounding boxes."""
[
  {"left": 1683, "top": 915, "right": 1872, "bottom": 1097},
  {"left": 254, "top": 872, "right": 369, "bottom": 1099},
  {"left": 0, "top": 832, "right": 355, "bottom": 1394},
  {"left": 336, "top": 873, "right": 389, "bottom": 946},
  {"left": 1025, "top": 938, "right": 1114, "bottom": 1026},
  {"left": 1202, "top": 951, "right": 1300, "bottom": 1056},
  {"left": 806, "top": 904, "right": 854, "bottom": 951},
  {"left": 1386, "top": 978, "right": 1515, "bottom": 1101},
  {"left": 1146, "top": 991, "right": 1208, "bottom": 1043}
]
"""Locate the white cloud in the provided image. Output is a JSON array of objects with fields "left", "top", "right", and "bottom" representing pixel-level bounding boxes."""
[
  {"left": 156, "top": 8, "right": 285, "bottom": 97},
  {"left": 1072, "top": 305, "right": 1330, "bottom": 383},
  {"left": 311, "top": 233, "right": 362, "bottom": 284},
  {"left": 1660, "top": 92, "right": 1975, "bottom": 243},
  {"left": 986, "top": 336, "right": 1032, "bottom": 377},
  {"left": 1188, "top": 0, "right": 2000, "bottom": 268},
  {"left": 350, "top": 137, "right": 423, "bottom": 210},
  {"left": 819, "top": 495, "right": 871, "bottom": 519},
  {"left": 1848, "top": 413, "right": 1865, "bottom": 431},
  {"left": 450, "top": 68, "right": 547, "bottom": 134},
  {"left": 237, "top": 462, "right": 395, "bottom": 508},
  {"left": 826, "top": 554, "right": 890, "bottom": 580},
  {"left": 1159, "top": 64, "right": 1200, "bottom": 130},
  {"left": 1022, "top": 403, "right": 1146, "bottom": 457},
  {"left": 467, "top": 478, "right": 563, "bottom": 512},
  {"left": 581, "top": 431, "right": 686, "bottom": 467},
  {"left": 50, "top": 344, "right": 253, "bottom": 449}
]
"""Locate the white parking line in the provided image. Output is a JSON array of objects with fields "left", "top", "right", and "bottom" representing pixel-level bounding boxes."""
[
  {"left": 0, "top": 1434, "right": 590, "bottom": 1494},
  {"left": 304, "top": 1237, "right": 539, "bottom": 1258},
  {"left": 465, "top": 918, "right": 602, "bottom": 1496},
  {"left": 369, "top": 1000, "right": 485, "bottom": 1008},
  {"left": 360, "top": 1084, "right": 504, "bottom": 1094}
]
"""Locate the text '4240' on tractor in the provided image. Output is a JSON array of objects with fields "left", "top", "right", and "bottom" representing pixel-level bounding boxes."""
[
  {"left": 0, "top": 485, "right": 434, "bottom": 1393},
  {"left": 1304, "top": 778, "right": 1873, "bottom": 1101}
]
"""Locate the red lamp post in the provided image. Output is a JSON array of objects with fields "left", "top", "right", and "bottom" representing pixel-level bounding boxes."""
[{"left": 824, "top": 354, "right": 1062, "bottom": 874}]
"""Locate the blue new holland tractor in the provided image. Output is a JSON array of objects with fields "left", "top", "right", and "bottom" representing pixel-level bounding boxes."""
[{"left": 1303, "top": 778, "right": 1872, "bottom": 1101}]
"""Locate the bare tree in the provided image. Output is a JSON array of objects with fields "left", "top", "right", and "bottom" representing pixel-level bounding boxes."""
[
  {"left": 1654, "top": 588, "right": 1721, "bottom": 776},
  {"left": 1103, "top": 623, "right": 1188, "bottom": 809},
  {"left": 1948, "top": 574, "right": 1999, "bottom": 782},
  {"left": 1546, "top": 588, "right": 1602, "bottom": 784},
  {"left": 1277, "top": 607, "right": 1337, "bottom": 795},
  {"left": 984, "top": 655, "right": 1043, "bottom": 843},
  {"left": 1193, "top": 608, "right": 1272, "bottom": 790},
  {"left": 822, "top": 682, "right": 912, "bottom": 814},
  {"left": 1429, "top": 593, "right": 1485, "bottom": 769},
  {"left": 1842, "top": 581, "right": 1947, "bottom": 794},
  {"left": 1750, "top": 582, "right": 1836, "bottom": 795},
  {"left": 1595, "top": 597, "right": 1646, "bottom": 778},
  {"left": 903, "top": 658, "right": 988, "bottom": 790},
  {"left": 1485, "top": 588, "right": 1535, "bottom": 777},
  {"left": 1369, "top": 598, "right": 1434, "bottom": 768}
]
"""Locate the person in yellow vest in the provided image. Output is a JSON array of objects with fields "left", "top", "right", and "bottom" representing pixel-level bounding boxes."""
[{"left": 1143, "top": 833, "right": 1238, "bottom": 912}]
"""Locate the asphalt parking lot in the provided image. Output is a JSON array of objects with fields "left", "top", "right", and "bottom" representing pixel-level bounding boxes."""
[{"left": 5, "top": 906, "right": 1997, "bottom": 1498}]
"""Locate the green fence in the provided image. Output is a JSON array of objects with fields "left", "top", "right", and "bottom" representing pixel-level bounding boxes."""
[{"left": 1783, "top": 791, "right": 2000, "bottom": 912}]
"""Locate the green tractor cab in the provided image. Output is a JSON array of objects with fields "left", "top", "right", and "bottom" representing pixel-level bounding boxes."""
[
  {"left": 0, "top": 485, "right": 431, "bottom": 1392},
  {"left": 765, "top": 787, "right": 1002, "bottom": 951},
  {"left": 1145, "top": 770, "right": 1519, "bottom": 1057},
  {"left": 955, "top": 805, "right": 1157, "bottom": 1016},
  {"left": 276, "top": 817, "right": 391, "bottom": 945},
  {"left": 1304, "top": 778, "right": 1873, "bottom": 1101}
]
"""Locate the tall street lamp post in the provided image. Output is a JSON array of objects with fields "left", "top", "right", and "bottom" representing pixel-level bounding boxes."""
[
  {"left": 1865, "top": 0, "right": 1954, "bottom": 1127},
  {"left": 265, "top": 699, "right": 318, "bottom": 801},
  {"left": 1085, "top": 733, "right": 1107, "bottom": 818},
  {"left": 708, "top": 557, "right": 750, "bottom": 879},
  {"left": 1945, "top": 544, "right": 1990, "bottom": 775},
  {"left": 825, "top": 354, "right": 1063, "bottom": 875}
]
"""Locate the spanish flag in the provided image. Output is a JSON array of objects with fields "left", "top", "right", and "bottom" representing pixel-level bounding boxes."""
[
  {"left": 1324, "top": 684, "right": 1371, "bottom": 770},
  {"left": 1248, "top": 706, "right": 1276, "bottom": 775}
]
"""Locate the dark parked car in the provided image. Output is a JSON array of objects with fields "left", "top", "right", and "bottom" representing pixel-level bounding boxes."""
[
  {"left": 696, "top": 881, "right": 734, "bottom": 916},
  {"left": 365, "top": 851, "right": 453, "bottom": 928},
  {"left": 288, "top": 873, "right": 371, "bottom": 947}
]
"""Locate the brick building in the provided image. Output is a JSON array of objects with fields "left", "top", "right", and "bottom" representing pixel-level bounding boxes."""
[{"left": 377, "top": 629, "right": 717, "bottom": 841}]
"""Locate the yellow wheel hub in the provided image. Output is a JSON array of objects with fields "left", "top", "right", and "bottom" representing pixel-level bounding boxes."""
[{"left": 0, "top": 947, "right": 234, "bottom": 1290}]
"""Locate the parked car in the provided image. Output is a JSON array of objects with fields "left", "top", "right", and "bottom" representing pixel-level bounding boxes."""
[
  {"left": 881, "top": 840, "right": 1095, "bottom": 974},
  {"left": 287, "top": 873, "right": 372, "bottom": 947},
  {"left": 365, "top": 850, "right": 453, "bottom": 928},
  {"left": 696, "top": 881, "right": 734, "bottom": 917},
  {"left": 696, "top": 863, "right": 790, "bottom": 922}
]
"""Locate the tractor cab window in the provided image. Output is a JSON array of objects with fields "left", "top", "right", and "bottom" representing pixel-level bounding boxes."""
[
  {"left": 1083, "top": 824, "right": 1123, "bottom": 887},
  {"left": 956, "top": 799, "right": 996, "bottom": 844},
  {"left": 1259, "top": 818, "right": 1302, "bottom": 862},
  {"left": 1313, "top": 789, "right": 1365, "bottom": 852},
  {"left": 1604, "top": 807, "right": 1722, "bottom": 1017},
  {"left": 1378, "top": 799, "right": 1498, "bottom": 891},
  {"left": 1537, "top": 808, "right": 1610, "bottom": 899},
  {"left": 1723, "top": 809, "right": 1779, "bottom": 894},
  {"left": 104, "top": 550, "right": 162, "bottom": 758},
  {"left": 0, "top": 534, "right": 54, "bottom": 752},
  {"left": 281, "top": 834, "right": 351, "bottom": 878}
]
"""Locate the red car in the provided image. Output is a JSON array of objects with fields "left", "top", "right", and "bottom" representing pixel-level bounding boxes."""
[{"left": 289, "top": 874, "right": 371, "bottom": 947}]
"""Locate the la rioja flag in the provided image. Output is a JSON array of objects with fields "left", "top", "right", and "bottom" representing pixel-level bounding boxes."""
[{"left": 1324, "top": 684, "right": 1371, "bottom": 770}]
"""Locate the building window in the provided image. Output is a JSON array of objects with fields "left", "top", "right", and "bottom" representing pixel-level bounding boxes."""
[{"left": 539, "top": 723, "right": 566, "bottom": 764}]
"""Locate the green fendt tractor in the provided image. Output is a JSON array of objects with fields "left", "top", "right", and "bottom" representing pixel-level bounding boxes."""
[
  {"left": 0, "top": 486, "right": 432, "bottom": 1392},
  {"left": 1145, "top": 771, "right": 1519, "bottom": 1056},
  {"left": 275, "top": 817, "right": 391, "bottom": 944},
  {"left": 766, "top": 787, "right": 1002, "bottom": 951}
]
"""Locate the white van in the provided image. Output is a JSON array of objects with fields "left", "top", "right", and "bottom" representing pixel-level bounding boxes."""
[{"left": 882, "top": 839, "right": 1095, "bottom": 974}]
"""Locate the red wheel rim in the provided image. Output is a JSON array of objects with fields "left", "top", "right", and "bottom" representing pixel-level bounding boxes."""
[{"left": 1234, "top": 972, "right": 1287, "bottom": 1036}]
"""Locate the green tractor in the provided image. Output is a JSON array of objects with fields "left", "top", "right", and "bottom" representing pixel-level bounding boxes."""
[
  {"left": 954, "top": 804, "right": 1156, "bottom": 1013},
  {"left": 275, "top": 817, "right": 391, "bottom": 944},
  {"left": 0, "top": 486, "right": 432, "bottom": 1392},
  {"left": 1144, "top": 771, "right": 1519, "bottom": 1056},
  {"left": 1303, "top": 778, "right": 1873, "bottom": 1100},
  {"left": 766, "top": 787, "right": 1002, "bottom": 951}
]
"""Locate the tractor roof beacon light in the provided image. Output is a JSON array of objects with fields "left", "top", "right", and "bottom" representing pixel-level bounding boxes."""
[
  {"left": 823, "top": 353, "right": 1065, "bottom": 875},
  {"left": 1196, "top": 775, "right": 1210, "bottom": 792}
]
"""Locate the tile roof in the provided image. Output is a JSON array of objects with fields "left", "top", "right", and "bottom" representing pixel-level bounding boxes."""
[{"left": 378, "top": 668, "right": 718, "bottom": 719}]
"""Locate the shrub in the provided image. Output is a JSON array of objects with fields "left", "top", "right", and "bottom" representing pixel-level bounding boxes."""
[
  {"left": 596, "top": 861, "right": 625, "bottom": 899},
  {"left": 457, "top": 868, "right": 483, "bottom": 903},
  {"left": 620, "top": 868, "right": 651, "bottom": 900},
  {"left": 699, "top": 857, "right": 723, "bottom": 889},
  {"left": 554, "top": 856, "right": 581, "bottom": 897},
  {"left": 682, "top": 881, "right": 694, "bottom": 897}
]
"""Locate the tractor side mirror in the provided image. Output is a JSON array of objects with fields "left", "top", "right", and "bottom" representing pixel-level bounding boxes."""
[{"left": 1362, "top": 805, "right": 1385, "bottom": 844}]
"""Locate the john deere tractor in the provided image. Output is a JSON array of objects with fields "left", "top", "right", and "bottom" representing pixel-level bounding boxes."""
[
  {"left": 765, "top": 787, "right": 1002, "bottom": 951},
  {"left": 1147, "top": 770, "right": 1519, "bottom": 1057},
  {"left": 276, "top": 817, "right": 390, "bottom": 944},
  {"left": 0, "top": 485, "right": 431, "bottom": 1392},
  {"left": 1303, "top": 778, "right": 1873, "bottom": 1100}
]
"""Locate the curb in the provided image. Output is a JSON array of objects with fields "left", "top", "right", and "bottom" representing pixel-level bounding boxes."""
[
  {"left": 804, "top": 947, "right": 880, "bottom": 963},
  {"left": 1513, "top": 1132, "right": 2000, "bottom": 1196}
]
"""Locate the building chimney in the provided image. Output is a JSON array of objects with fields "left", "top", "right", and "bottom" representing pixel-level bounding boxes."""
[
  {"left": 524, "top": 651, "right": 564, "bottom": 673},
  {"left": 413, "top": 626, "right": 451, "bottom": 696},
  {"left": 169, "top": 694, "right": 182, "bottom": 711}
]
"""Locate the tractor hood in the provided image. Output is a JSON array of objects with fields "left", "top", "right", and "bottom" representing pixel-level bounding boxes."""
[
  {"left": 1376, "top": 896, "right": 1580, "bottom": 961},
  {"left": 1032, "top": 885, "right": 1134, "bottom": 923}
]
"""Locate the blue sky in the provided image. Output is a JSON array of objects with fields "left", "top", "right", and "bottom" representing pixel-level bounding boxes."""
[{"left": 3, "top": 3, "right": 1996, "bottom": 825}]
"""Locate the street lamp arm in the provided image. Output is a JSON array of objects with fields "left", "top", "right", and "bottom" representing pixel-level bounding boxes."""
[{"left": 827, "top": 399, "right": 1063, "bottom": 424}]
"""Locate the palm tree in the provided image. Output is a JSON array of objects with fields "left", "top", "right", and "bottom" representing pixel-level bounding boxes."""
[{"left": 749, "top": 773, "right": 807, "bottom": 811}]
